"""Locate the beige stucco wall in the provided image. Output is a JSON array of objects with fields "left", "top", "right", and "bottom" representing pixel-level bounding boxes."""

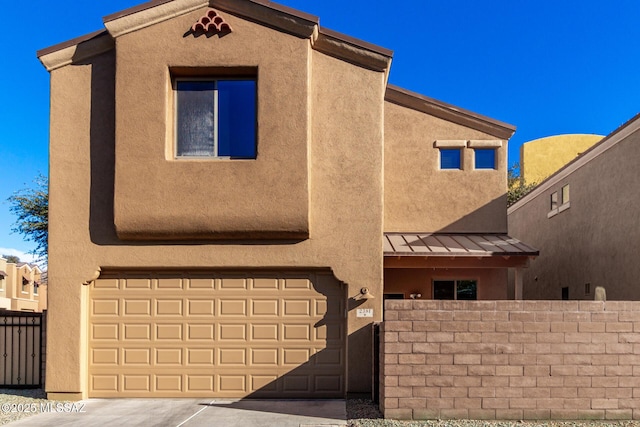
[
  {"left": 384, "top": 101, "right": 508, "bottom": 233},
  {"left": 520, "top": 134, "right": 603, "bottom": 184},
  {"left": 113, "top": 9, "right": 310, "bottom": 240},
  {"left": 384, "top": 268, "right": 507, "bottom": 301},
  {"left": 46, "top": 7, "right": 385, "bottom": 398},
  {"left": 508, "top": 124, "right": 640, "bottom": 300}
]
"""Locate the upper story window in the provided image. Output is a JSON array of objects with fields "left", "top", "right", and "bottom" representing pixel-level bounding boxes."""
[
  {"left": 550, "top": 191, "right": 559, "bottom": 210},
  {"left": 175, "top": 79, "right": 256, "bottom": 158},
  {"left": 439, "top": 149, "right": 462, "bottom": 170},
  {"left": 474, "top": 149, "right": 496, "bottom": 169},
  {"left": 561, "top": 184, "right": 570, "bottom": 204},
  {"left": 22, "top": 277, "right": 29, "bottom": 293},
  {"left": 548, "top": 184, "right": 570, "bottom": 218}
]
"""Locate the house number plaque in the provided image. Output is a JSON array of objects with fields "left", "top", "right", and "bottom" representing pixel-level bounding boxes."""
[{"left": 356, "top": 308, "right": 374, "bottom": 318}]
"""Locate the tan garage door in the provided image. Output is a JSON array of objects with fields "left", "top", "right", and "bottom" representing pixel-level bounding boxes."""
[{"left": 88, "top": 271, "right": 345, "bottom": 398}]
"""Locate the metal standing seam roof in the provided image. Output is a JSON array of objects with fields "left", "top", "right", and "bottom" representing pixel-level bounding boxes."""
[{"left": 384, "top": 233, "right": 539, "bottom": 257}]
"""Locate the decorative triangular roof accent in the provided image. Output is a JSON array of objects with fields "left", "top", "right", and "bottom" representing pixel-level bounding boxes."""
[{"left": 190, "top": 8, "right": 232, "bottom": 37}]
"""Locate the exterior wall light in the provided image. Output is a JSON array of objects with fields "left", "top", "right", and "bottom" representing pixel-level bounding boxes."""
[{"left": 354, "top": 287, "right": 375, "bottom": 300}]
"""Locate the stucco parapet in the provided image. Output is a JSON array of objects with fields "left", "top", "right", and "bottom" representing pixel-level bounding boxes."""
[
  {"left": 37, "top": 30, "right": 114, "bottom": 71},
  {"left": 385, "top": 85, "right": 516, "bottom": 140}
]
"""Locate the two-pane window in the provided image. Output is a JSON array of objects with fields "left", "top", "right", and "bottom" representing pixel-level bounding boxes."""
[
  {"left": 433, "top": 280, "right": 477, "bottom": 300},
  {"left": 176, "top": 79, "right": 256, "bottom": 158}
]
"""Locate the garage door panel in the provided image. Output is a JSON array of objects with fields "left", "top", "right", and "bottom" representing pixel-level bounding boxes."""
[
  {"left": 155, "top": 299, "right": 183, "bottom": 316},
  {"left": 156, "top": 278, "right": 183, "bottom": 289},
  {"left": 252, "top": 278, "right": 279, "bottom": 290},
  {"left": 124, "top": 299, "right": 151, "bottom": 316},
  {"left": 219, "top": 300, "right": 247, "bottom": 316},
  {"left": 218, "top": 324, "right": 246, "bottom": 340},
  {"left": 124, "top": 279, "right": 152, "bottom": 289},
  {"left": 188, "top": 278, "right": 215, "bottom": 289},
  {"left": 156, "top": 375, "right": 182, "bottom": 392},
  {"left": 123, "top": 324, "right": 151, "bottom": 340},
  {"left": 92, "top": 324, "right": 119, "bottom": 340},
  {"left": 187, "top": 324, "right": 214, "bottom": 340},
  {"left": 155, "top": 324, "right": 183, "bottom": 340},
  {"left": 251, "top": 324, "right": 278, "bottom": 341},
  {"left": 187, "top": 300, "right": 215, "bottom": 316},
  {"left": 89, "top": 271, "right": 345, "bottom": 398},
  {"left": 156, "top": 348, "right": 183, "bottom": 365},
  {"left": 92, "top": 299, "right": 119, "bottom": 316}
]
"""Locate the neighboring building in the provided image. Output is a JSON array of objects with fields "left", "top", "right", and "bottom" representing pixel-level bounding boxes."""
[
  {"left": 0, "top": 258, "right": 47, "bottom": 312},
  {"left": 520, "top": 134, "right": 603, "bottom": 184},
  {"left": 37, "top": 0, "right": 536, "bottom": 400},
  {"left": 509, "top": 114, "right": 640, "bottom": 300}
]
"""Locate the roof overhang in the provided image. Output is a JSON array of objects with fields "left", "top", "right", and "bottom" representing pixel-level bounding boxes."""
[
  {"left": 385, "top": 85, "right": 516, "bottom": 140},
  {"left": 384, "top": 233, "right": 538, "bottom": 269},
  {"left": 37, "top": 0, "right": 393, "bottom": 73}
]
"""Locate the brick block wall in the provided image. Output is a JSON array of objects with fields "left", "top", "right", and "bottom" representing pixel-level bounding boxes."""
[{"left": 380, "top": 300, "right": 640, "bottom": 421}]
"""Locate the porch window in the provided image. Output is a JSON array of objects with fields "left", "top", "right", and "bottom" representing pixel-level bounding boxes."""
[{"left": 433, "top": 280, "right": 477, "bottom": 300}]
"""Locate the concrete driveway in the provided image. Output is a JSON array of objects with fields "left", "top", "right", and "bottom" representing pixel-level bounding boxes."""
[{"left": 7, "top": 399, "right": 347, "bottom": 427}]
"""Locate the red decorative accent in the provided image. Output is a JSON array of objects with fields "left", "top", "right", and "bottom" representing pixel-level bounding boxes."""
[{"left": 191, "top": 8, "right": 232, "bottom": 36}]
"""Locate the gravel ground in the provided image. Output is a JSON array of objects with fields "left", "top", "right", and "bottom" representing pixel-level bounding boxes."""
[
  {"left": 2, "top": 393, "right": 639, "bottom": 426},
  {"left": 347, "top": 399, "right": 640, "bottom": 427},
  {"left": 0, "top": 389, "right": 48, "bottom": 425}
]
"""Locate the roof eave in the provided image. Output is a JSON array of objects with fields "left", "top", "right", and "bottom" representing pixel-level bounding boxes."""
[
  {"left": 37, "top": 30, "right": 114, "bottom": 72},
  {"left": 385, "top": 84, "right": 516, "bottom": 140},
  {"left": 313, "top": 27, "right": 393, "bottom": 73}
]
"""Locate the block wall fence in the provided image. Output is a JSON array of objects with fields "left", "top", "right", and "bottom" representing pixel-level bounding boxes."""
[{"left": 380, "top": 300, "right": 640, "bottom": 421}]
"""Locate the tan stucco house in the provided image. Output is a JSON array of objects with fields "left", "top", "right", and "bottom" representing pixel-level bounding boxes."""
[
  {"left": 509, "top": 113, "right": 640, "bottom": 301},
  {"left": 38, "top": 0, "right": 537, "bottom": 400},
  {"left": 0, "top": 258, "right": 46, "bottom": 313}
]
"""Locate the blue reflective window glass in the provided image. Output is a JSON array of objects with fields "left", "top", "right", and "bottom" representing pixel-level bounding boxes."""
[
  {"left": 217, "top": 80, "right": 256, "bottom": 158},
  {"left": 440, "top": 149, "right": 461, "bottom": 169},
  {"left": 474, "top": 149, "right": 495, "bottom": 169}
]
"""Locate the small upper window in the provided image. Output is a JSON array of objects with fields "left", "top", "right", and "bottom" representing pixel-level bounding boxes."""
[
  {"left": 550, "top": 192, "right": 558, "bottom": 210},
  {"left": 561, "top": 184, "right": 570, "bottom": 204},
  {"left": 474, "top": 149, "right": 496, "bottom": 169},
  {"left": 440, "top": 149, "right": 461, "bottom": 170},
  {"left": 175, "top": 79, "right": 256, "bottom": 158}
]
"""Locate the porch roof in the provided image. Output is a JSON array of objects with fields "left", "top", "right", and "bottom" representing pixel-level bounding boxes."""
[{"left": 384, "top": 233, "right": 539, "bottom": 257}]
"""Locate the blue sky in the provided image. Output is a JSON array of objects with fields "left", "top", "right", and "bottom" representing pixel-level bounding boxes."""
[{"left": 1, "top": 0, "right": 639, "bottom": 259}]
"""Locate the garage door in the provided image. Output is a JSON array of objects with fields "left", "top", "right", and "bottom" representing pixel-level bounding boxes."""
[{"left": 88, "top": 271, "right": 345, "bottom": 398}]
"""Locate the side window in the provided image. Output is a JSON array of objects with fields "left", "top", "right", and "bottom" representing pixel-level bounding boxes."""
[
  {"left": 439, "top": 149, "right": 462, "bottom": 170},
  {"left": 474, "top": 149, "right": 496, "bottom": 169},
  {"left": 550, "top": 191, "right": 558, "bottom": 210},
  {"left": 175, "top": 79, "right": 256, "bottom": 158},
  {"left": 561, "top": 184, "right": 570, "bottom": 204}
]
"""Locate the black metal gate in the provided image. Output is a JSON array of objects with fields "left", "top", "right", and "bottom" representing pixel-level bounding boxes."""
[{"left": 0, "top": 312, "right": 44, "bottom": 388}]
